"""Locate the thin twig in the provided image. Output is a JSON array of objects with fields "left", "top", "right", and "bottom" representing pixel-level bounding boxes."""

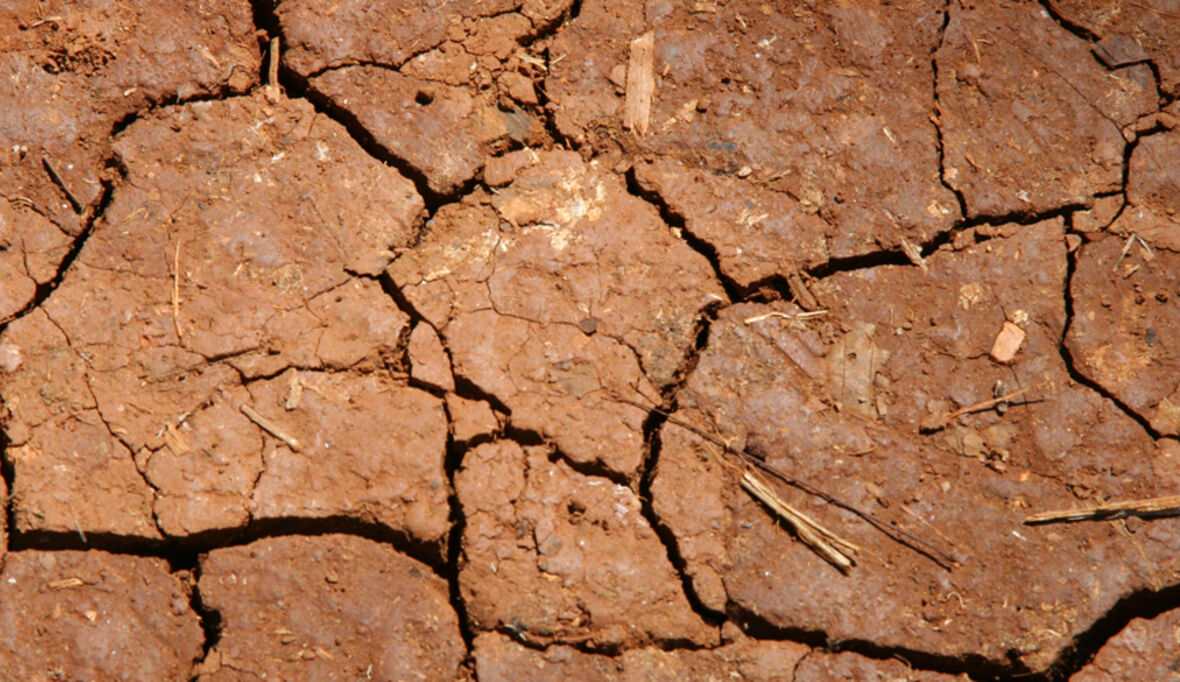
[
  {"left": 241, "top": 404, "right": 302, "bottom": 451},
  {"left": 1112, "top": 233, "right": 1136, "bottom": 273},
  {"left": 615, "top": 395, "right": 957, "bottom": 570},
  {"left": 935, "top": 380, "right": 1049, "bottom": 426},
  {"left": 741, "top": 471, "right": 858, "bottom": 572},
  {"left": 172, "top": 239, "right": 183, "bottom": 339},
  {"left": 1024, "top": 494, "right": 1180, "bottom": 524},
  {"left": 25, "top": 15, "right": 64, "bottom": 28}
]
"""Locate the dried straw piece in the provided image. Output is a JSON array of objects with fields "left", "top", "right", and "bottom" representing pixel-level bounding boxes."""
[
  {"left": 741, "top": 471, "right": 858, "bottom": 572},
  {"left": 47, "top": 577, "right": 85, "bottom": 590},
  {"left": 163, "top": 421, "right": 191, "bottom": 456},
  {"left": 743, "top": 310, "right": 829, "bottom": 324},
  {"left": 1024, "top": 494, "right": 1180, "bottom": 524}
]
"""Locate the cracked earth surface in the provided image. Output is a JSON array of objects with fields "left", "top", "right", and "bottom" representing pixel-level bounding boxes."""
[{"left": 1, "top": 0, "right": 1178, "bottom": 679}]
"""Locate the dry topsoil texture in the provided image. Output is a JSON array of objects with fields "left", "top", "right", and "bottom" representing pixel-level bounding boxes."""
[{"left": 1, "top": 0, "right": 1178, "bottom": 679}]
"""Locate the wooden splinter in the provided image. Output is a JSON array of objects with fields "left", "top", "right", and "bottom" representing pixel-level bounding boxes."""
[{"left": 622, "top": 32, "right": 655, "bottom": 135}]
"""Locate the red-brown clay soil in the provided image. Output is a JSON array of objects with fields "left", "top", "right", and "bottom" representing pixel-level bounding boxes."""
[{"left": 1, "top": 1, "right": 1179, "bottom": 680}]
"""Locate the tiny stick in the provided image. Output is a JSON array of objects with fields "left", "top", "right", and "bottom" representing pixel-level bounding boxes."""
[
  {"left": 268, "top": 36, "right": 280, "bottom": 86},
  {"left": 939, "top": 380, "right": 1048, "bottom": 423},
  {"left": 241, "top": 404, "right": 302, "bottom": 451}
]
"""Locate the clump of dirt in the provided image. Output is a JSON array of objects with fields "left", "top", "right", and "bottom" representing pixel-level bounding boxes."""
[
  {"left": 387, "top": 149, "right": 724, "bottom": 475},
  {"left": 0, "top": 550, "right": 203, "bottom": 678},
  {"left": 456, "top": 441, "right": 716, "bottom": 649},
  {"left": 196, "top": 534, "right": 466, "bottom": 679}
]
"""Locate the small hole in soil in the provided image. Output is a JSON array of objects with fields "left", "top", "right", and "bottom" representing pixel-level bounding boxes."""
[{"left": 415, "top": 91, "right": 434, "bottom": 106}]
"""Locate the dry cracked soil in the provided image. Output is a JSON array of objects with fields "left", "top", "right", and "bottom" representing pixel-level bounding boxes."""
[{"left": 1, "top": 1, "right": 1179, "bottom": 680}]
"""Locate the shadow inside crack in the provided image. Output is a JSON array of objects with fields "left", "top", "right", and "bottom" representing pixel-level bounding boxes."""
[
  {"left": 730, "top": 603, "right": 1026, "bottom": 682},
  {"left": 9, "top": 514, "right": 447, "bottom": 570},
  {"left": 1045, "top": 580, "right": 1180, "bottom": 681},
  {"left": 439, "top": 401, "right": 478, "bottom": 667},
  {"left": 1060, "top": 231, "right": 1162, "bottom": 440},
  {"left": 636, "top": 397, "right": 728, "bottom": 628}
]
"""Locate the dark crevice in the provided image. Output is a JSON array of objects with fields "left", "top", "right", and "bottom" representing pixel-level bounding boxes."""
[
  {"left": 11, "top": 514, "right": 446, "bottom": 570},
  {"left": 440, "top": 401, "right": 479, "bottom": 673},
  {"left": 1060, "top": 240, "right": 1161, "bottom": 440},
  {"left": 662, "top": 303, "right": 721, "bottom": 400},
  {"left": 492, "top": 624, "right": 709, "bottom": 658},
  {"left": 1044, "top": 583, "right": 1180, "bottom": 681},
  {"left": 286, "top": 69, "right": 467, "bottom": 211},
  {"left": 453, "top": 376, "right": 513, "bottom": 417},
  {"left": 518, "top": 0, "right": 582, "bottom": 47},
  {"left": 108, "top": 85, "right": 257, "bottom": 140},
  {"left": 1, "top": 429, "right": 14, "bottom": 553},
  {"left": 0, "top": 171, "right": 117, "bottom": 331},
  {"left": 1112, "top": 118, "right": 1151, "bottom": 222},
  {"left": 624, "top": 147, "right": 1085, "bottom": 304},
  {"left": 183, "top": 559, "right": 223, "bottom": 677},
  {"left": 405, "top": 372, "right": 450, "bottom": 400},
  {"left": 1037, "top": 0, "right": 1100, "bottom": 42},
  {"left": 257, "top": 2, "right": 549, "bottom": 208},
  {"left": 733, "top": 273, "right": 794, "bottom": 305},
  {"left": 377, "top": 272, "right": 513, "bottom": 416},
  {"left": 300, "top": 58, "right": 406, "bottom": 82},
  {"left": 391, "top": 313, "right": 416, "bottom": 375},
  {"left": 379, "top": 255, "right": 482, "bottom": 670},
  {"left": 731, "top": 605, "right": 1025, "bottom": 681},
  {"left": 805, "top": 249, "right": 912, "bottom": 280},
  {"left": 624, "top": 167, "right": 741, "bottom": 302},
  {"left": 249, "top": 0, "right": 282, "bottom": 64},
  {"left": 635, "top": 396, "right": 727, "bottom": 628},
  {"left": 930, "top": 3, "right": 970, "bottom": 223},
  {"left": 503, "top": 427, "right": 632, "bottom": 487},
  {"left": 535, "top": 45, "right": 573, "bottom": 150},
  {"left": 794, "top": 198, "right": 1089, "bottom": 287},
  {"left": 958, "top": 201, "right": 1093, "bottom": 231}
]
